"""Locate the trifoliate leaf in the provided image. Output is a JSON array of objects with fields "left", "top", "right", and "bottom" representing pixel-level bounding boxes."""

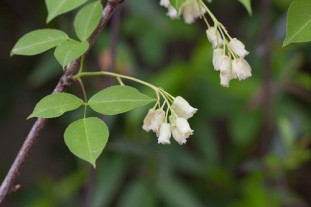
[
  {"left": 11, "top": 29, "right": 68, "bottom": 56},
  {"left": 45, "top": 0, "right": 87, "bottom": 23},
  {"left": 28, "top": 93, "right": 84, "bottom": 119},
  {"left": 54, "top": 40, "right": 89, "bottom": 68},
  {"left": 64, "top": 117, "right": 109, "bottom": 167},
  {"left": 74, "top": 1, "right": 103, "bottom": 41},
  {"left": 283, "top": 0, "right": 311, "bottom": 46},
  {"left": 88, "top": 86, "right": 156, "bottom": 115}
]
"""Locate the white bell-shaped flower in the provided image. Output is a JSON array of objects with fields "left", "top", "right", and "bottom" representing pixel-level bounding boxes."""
[
  {"left": 160, "top": 0, "right": 170, "bottom": 7},
  {"left": 232, "top": 58, "right": 252, "bottom": 80},
  {"left": 142, "top": 108, "right": 165, "bottom": 133},
  {"left": 157, "top": 123, "right": 171, "bottom": 144},
  {"left": 206, "top": 27, "right": 224, "bottom": 48},
  {"left": 175, "top": 117, "right": 194, "bottom": 138},
  {"left": 228, "top": 38, "right": 249, "bottom": 58},
  {"left": 171, "top": 96, "right": 197, "bottom": 119},
  {"left": 212, "top": 48, "right": 224, "bottom": 71},
  {"left": 169, "top": 115, "right": 187, "bottom": 145},
  {"left": 181, "top": 0, "right": 205, "bottom": 24},
  {"left": 160, "top": 0, "right": 205, "bottom": 24},
  {"left": 220, "top": 70, "right": 232, "bottom": 87},
  {"left": 172, "top": 125, "right": 187, "bottom": 145},
  {"left": 219, "top": 55, "right": 231, "bottom": 72},
  {"left": 167, "top": 6, "right": 179, "bottom": 19}
]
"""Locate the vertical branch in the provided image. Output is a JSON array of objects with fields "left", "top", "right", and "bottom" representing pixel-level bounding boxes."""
[
  {"left": 260, "top": 0, "right": 272, "bottom": 157},
  {"left": 0, "top": 0, "right": 123, "bottom": 205}
]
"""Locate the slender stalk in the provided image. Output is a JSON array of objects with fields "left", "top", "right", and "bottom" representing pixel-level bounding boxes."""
[
  {"left": 77, "top": 79, "right": 88, "bottom": 118},
  {"left": 75, "top": 71, "right": 160, "bottom": 92}
]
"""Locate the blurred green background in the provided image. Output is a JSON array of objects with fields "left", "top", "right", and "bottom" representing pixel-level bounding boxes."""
[{"left": 1, "top": 0, "right": 311, "bottom": 206}]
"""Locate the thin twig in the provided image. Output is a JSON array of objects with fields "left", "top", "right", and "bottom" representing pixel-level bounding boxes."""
[{"left": 0, "top": 0, "right": 123, "bottom": 205}]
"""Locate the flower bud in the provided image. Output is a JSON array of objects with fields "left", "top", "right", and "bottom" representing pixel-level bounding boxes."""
[
  {"left": 171, "top": 96, "right": 197, "bottom": 119},
  {"left": 232, "top": 58, "right": 252, "bottom": 80},
  {"left": 158, "top": 123, "right": 171, "bottom": 144},
  {"left": 175, "top": 118, "right": 193, "bottom": 138},
  {"left": 142, "top": 109, "right": 165, "bottom": 133},
  {"left": 228, "top": 38, "right": 249, "bottom": 58},
  {"left": 206, "top": 27, "right": 224, "bottom": 48},
  {"left": 212, "top": 49, "right": 223, "bottom": 71}
]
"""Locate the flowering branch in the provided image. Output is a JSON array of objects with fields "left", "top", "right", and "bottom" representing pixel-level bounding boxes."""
[{"left": 0, "top": 0, "right": 123, "bottom": 205}]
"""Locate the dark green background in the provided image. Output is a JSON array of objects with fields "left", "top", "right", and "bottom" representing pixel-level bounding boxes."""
[{"left": 0, "top": 0, "right": 311, "bottom": 206}]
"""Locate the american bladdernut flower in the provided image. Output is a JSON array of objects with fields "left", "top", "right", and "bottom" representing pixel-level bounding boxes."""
[
  {"left": 232, "top": 58, "right": 252, "bottom": 80},
  {"left": 159, "top": 0, "right": 205, "bottom": 24},
  {"left": 182, "top": 0, "right": 205, "bottom": 24},
  {"left": 220, "top": 70, "right": 232, "bottom": 87},
  {"left": 171, "top": 96, "right": 197, "bottom": 119},
  {"left": 206, "top": 27, "right": 224, "bottom": 48},
  {"left": 157, "top": 123, "right": 172, "bottom": 144},
  {"left": 169, "top": 115, "right": 187, "bottom": 145},
  {"left": 212, "top": 48, "right": 224, "bottom": 71},
  {"left": 142, "top": 108, "right": 165, "bottom": 133},
  {"left": 219, "top": 55, "right": 231, "bottom": 72},
  {"left": 175, "top": 117, "right": 194, "bottom": 138},
  {"left": 228, "top": 38, "right": 249, "bottom": 58}
]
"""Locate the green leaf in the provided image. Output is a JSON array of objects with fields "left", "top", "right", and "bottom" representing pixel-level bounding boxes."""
[
  {"left": 169, "top": 0, "right": 186, "bottom": 13},
  {"left": 64, "top": 117, "right": 109, "bottom": 167},
  {"left": 88, "top": 86, "right": 156, "bottom": 115},
  {"left": 28, "top": 93, "right": 84, "bottom": 119},
  {"left": 238, "top": 0, "right": 252, "bottom": 15},
  {"left": 54, "top": 40, "right": 89, "bottom": 68},
  {"left": 45, "top": 0, "right": 87, "bottom": 23},
  {"left": 11, "top": 29, "right": 68, "bottom": 56},
  {"left": 74, "top": 1, "right": 103, "bottom": 41},
  {"left": 283, "top": 0, "right": 311, "bottom": 46}
]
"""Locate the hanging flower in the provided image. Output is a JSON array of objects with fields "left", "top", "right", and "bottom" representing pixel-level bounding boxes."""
[
  {"left": 181, "top": 0, "right": 205, "bottom": 24},
  {"left": 169, "top": 115, "right": 187, "bottom": 145},
  {"left": 206, "top": 26, "right": 224, "bottom": 48},
  {"left": 228, "top": 38, "right": 249, "bottom": 58},
  {"left": 159, "top": 0, "right": 205, "bottom": 24},
  {"left": 232, "top": 58, "right": 252, "bottom": 80},
  {"left": 212, "top": 48, "right": 224, "bottom": 71},
  {"left": 175, "top": 117, "right": 194, "bottom": 138},
  {"left": 171, "top": 96, "right": 197, "bottom": 119},
  {"left": 142, "top": 109, "right": 165, "bottom": 133},
  {"left": 157, "top": 123, "right": 171, "bottom": 144}
]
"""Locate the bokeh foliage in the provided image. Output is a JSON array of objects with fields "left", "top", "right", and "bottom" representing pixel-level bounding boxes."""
[{"left": 0, "top": 0, "right": 311, "bottom": 206}]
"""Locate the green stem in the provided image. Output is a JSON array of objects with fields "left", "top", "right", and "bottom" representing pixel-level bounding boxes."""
[
  {"left": 79, "top": 56, "right": 85, "bottom": 74},
  {"left": 75, "top": 71, "right": 160, "bottom": 92},
  {"left": 77, "top": 78, "right": 88, "bottom": 118},
  {"left": 199, "top": 0, "right": 232, "bottom": 41},
  {"left": 199, "top": 0, "right": 218, "bottom": 24}
]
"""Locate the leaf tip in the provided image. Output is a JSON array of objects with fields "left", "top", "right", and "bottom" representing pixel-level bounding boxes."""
[
  {"left": 282, "top": 40, "right": 289, "bottom": 47},
  {"left": 27, "top": 114, "right": 34, "bottom": 120}
]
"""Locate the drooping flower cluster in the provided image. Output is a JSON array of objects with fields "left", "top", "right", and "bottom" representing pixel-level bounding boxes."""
[
  {"left": 143, "top": 96, "right": 197, "bottom": 145},
  {"left": 159, "top": 0, "right": 206, "bottom": 24},
  {"left": 158, "top": 0, "right": 252, "bottom": 87},
  {"left": 206, "top": 26, "right": 251, "bottom": 87}
]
